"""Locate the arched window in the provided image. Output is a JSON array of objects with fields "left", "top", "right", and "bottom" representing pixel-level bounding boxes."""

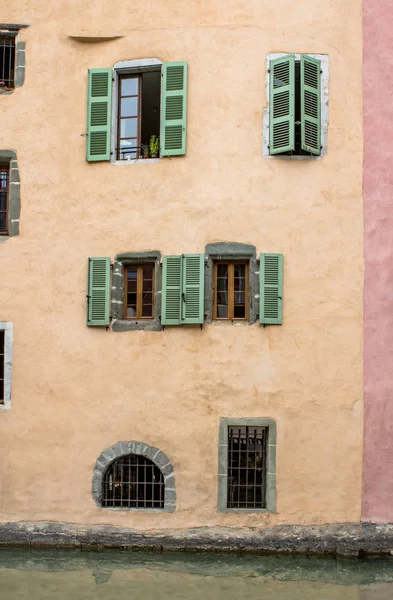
[
  {"left": 102, "top": 454, "right": 164, "bottom": 509},
  {"left": 92, "top": 441, "right": 176, "bottom": 512}
]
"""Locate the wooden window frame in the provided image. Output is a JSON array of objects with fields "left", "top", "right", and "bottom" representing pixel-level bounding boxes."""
[
  {"left": 213, "top": 261, "right": 249, "bottom": 321},
  {"left": 117, "top": 74, "right": 142, "bottom": 160},
  {"left": 123, "top": 264, "right": 155, "bottom": 320},
  {"left": 0, "top": 164, "right": 9, "bottom": 236}
]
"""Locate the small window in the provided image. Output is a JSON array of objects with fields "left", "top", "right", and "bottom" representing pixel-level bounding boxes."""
[
  {"left": 117, "top": 71, "right": 161, "bottom": 160},
  {"left": 102, "top": 454, "right": 164, "bottom": 508},
  {"left": 213, "top": 261, "right": 248, "bottom": 320},
  {"left": 124, "top": 264, "right": 154, "bottom": 319},
  {"left": 227, "top": 426, "right": 268, "bottom": 509},
  {"left": 0, "top": 165, "right": 9, "bottom": 235},
  {"left": 0, "top": 329, "right": 4, "bottom": 403},
  {"left": 0, "top": 35, "right": 15, "bottom": 90}
]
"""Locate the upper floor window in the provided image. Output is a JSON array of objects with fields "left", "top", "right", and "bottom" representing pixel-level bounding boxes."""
[
  {"left": 124, "top": 264, "right": 154, "bottom": 319},
  {"left": 213, "top": 261, "right": 248, "bottom": 320},
  {"left": 0, "top": 35, "right": 15, "bottom": 90},
  {"left": 0, "top": 165, "right": 9, "bottom": 235},
  {"left": 86, "top": 60, "right": 188, "bottom": 163},
  {"left": 264, "top": 53, "right": 328, "bottom": 158},
  {"left": 102, "top": 454, "right": 165, "bottom": 509}
]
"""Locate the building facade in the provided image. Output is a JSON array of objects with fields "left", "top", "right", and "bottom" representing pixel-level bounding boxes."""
[{"left": 0, "top": 0, "right": 363, "bottom": 538}]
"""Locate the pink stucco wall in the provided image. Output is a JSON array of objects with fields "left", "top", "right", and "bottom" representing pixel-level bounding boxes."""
[{"left": 362, "top": 0, "right": 393, "bottom": 522}]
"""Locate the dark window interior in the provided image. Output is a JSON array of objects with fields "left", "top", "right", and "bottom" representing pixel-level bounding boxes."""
[
  {"left": 117, "top": 69, "right": 161, "bottom": 160},
  {"left": 102, "top": 454, "right": 164, "bottom": 508},
  {"left": 0, "top": 329, "right": 4, "bottom": 404},
  {"left": 227, "top": 426, "right": 268, "bottom": 509},
  {"left": 0, "top": 165, "right": 9, "bottom": 235},
  {"left": 0, "top": 36, "right": 15, "bottom": 89}
]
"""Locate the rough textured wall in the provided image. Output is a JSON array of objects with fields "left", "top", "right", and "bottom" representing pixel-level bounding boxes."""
[
  {"left": 0, "top": 0, "right": 363, "bottom": 529},
  {"left": 362, "top": 0, "right": 393, "bottom": 523}
]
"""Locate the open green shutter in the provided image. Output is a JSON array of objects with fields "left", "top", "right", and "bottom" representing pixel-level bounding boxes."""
[
  {"left": 87, "top": 257, "right": 111, "bottom": 326},
  {"left": 86, "top": 68, "right": 112, "bottom": 162},
  {"left": 160, "top": 62, "right": 188, "bottom": 156},
  {"left": 162, "top": 256, "right": 182, "bottom": 325},
  {"left": 300, "top": 55, "right": 321, "bottom": 155},
  {"left": 269, "top": 55, "right": 295, "bottom": 155},
  {"left": 182, "top": 254, "right": 205, "bottom": 324},
  {"left": 260, "top": 254, "right": 283, "bottom": 325}
]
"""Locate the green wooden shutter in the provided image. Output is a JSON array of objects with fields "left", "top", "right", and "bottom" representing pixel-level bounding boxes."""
[
  {"left": 260, "top": 254, "right": 283, "bottom": 325},
  {"left": 269, "top": 55, "right": 295, "bottom": 155},
  {"left": 160, "top": 62, "right": 188, "bottom": 156},
  {"left": 300, "top": 55, "right": 321, "bottom": 155},
  {"left": 161, "top": 256, "right": 182, "bottom": 325},
  {"left": 182, "top": 254, "right": 205, "bottom": 324},
  {"left": 86, "top": 68, "right": 112, "bottom": 162},
  {"left": 87, "top": 257, "right": 111, "bottom": 326}
]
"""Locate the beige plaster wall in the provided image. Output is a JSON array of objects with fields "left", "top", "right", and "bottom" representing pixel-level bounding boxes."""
[{"left": 0, "top": 0, "right": 363, "bottom": 529}]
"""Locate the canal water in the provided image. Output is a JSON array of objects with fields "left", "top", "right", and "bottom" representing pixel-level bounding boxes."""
[{"left": 0, "top": 548, "right": 392, "bottom": 599}]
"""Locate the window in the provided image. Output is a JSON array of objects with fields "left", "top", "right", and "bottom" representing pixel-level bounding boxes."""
[
  {"left": 86, "top": 60, "right": 188, "bottom": 163},
  {"left": 0, "top": 322, "right": 13, "bottom": 410},
  {"left": 0, "top": 165, "right": 9, "bottom": 235},
  {"left": 213, "top": 261, "right": 248, "bottom": 320},
  {"left": 0, "top": 35, "right": 15, "bottom": 90},
  {"left": 161, "top": 254, "right": 204, "bottom": 325},
  {"left": 218, "top": 418, "right": 277, "bottom": 513},
  {"left": 264, "top": 53, "right": 328, "bottom": 158},
  {"left": 124, "top": 264, "right": 154, "bottom": 319},
  {"left": 102, "top": 454, "right": 164, "bottom": 508}
]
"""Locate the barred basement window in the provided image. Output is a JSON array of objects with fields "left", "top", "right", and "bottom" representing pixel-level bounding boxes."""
[
  {"left": 102, "top": 454, "right": 165, "bottom": 508},
  {"left": 0, "top": 35, "right": 15, "bottom": 90},
  {"left": 227, "top": 426, "right": 268, "bottom": 509}
]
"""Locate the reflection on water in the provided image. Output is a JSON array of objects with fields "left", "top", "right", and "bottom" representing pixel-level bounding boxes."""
[{"left": 0, "top": 549, "right": 392, "bottom": 599}]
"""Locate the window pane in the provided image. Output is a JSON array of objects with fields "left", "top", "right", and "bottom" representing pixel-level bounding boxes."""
[
  {"left": 217, "top": 304, "right": 228, "bottom": 318},
  {"left": 143, "top": 266, "right": 153, "bottom": 279},
  {"left": 121, "top": 77, "right": 139, "bottom": 96},
  {"left": 234, "top": 291, "right": 245, "bottom": 304},
  {"left": 234, "top": 305, "right": 246, "bottom": 319},
  {"left": 127, "top": 306, "right": 137, "bottom": 318},
  {"left": 234, "top": 264, "right": 245, "bottom": 278},
  {"left": 0, "top": 193, "right": 6, "bottom": 211},
  {"left": 121, "top": 96, "right": 138, "bottom": 118},
  {"left": 120, "top": 118, "right": 138, "bottom": 139},
  {"left": 0, "top": 213, "right": 6, "bottom": 232},
  {"left": 142, "top": 292, "right": 153, "bottom": 305},
  {"left": 119, "top": 139, "right": 137, "bottom": 159},
  {"left": 217, "top": 264, "right": 228, "bottom": 278},
  {"left": 142, "top": 304, "right": 153, "bottom": 317},
  {"left": 127, "top": 268, "right": 137, "bottom": 280}
]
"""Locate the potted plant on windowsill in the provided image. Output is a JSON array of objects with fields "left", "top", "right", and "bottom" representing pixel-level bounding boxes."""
[
  {"left": 141, "top": 143, "right": 149, "bottom": 159},
  {"left": 149, "top": 135, "right": 159, "bottom": 159}
]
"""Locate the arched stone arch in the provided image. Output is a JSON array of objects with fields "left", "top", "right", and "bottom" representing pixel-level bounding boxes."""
[{"left": 92, "top": 441, "right": 176, "bottom": 512}]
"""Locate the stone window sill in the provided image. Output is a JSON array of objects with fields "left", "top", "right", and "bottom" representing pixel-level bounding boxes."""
[
  {"left": 111, "top": 158, "right": 161, "bottom": 166},
  {"left": 0, "top": 90, "right": 14, "bottom": 95}
]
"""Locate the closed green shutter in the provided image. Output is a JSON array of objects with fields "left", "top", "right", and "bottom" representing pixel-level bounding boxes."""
[
  {"left": 86, "top": 68, "right": 112, "bottom": 162},
  {"left": 300, "top": 55, "right": 321, "bottom": 155},
  {"left": 260, "top": 254, "right": 283, "bottom": 325},
  {"left": 162, "top": 256, "right": 182, "bottom": 325},
  {"left": 269, "top": 55, "right": 295, "bottom": 155},
  {"left": 160, "top": 62, "right": 188, "bottom": 156},
  {"left": 182, "top": 254, "right": 205, "bottom": 324},
  {"left": 87, "top": 257, "right": 111, "bottom": 326}
]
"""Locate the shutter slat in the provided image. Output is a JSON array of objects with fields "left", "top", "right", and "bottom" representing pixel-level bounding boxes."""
[
  {"left": 269, "top": 55, "right": 295, "bottom": 155},
  {"left": 162, "top": 256, "right": 182, "bottom": 325},
  {"left": 87, "top": 69, "right": 112, "bottom": 162},
  {"left": 87, "top": 257, "right": 111, "bottom": 326},
  {"left": 260, "top": 254, "right": 283, "bottom": 325},
  {"left": 301, "top": 55, "right": 321, "bottom": 155},
  {"left": 160, "top": 62, "right": 188, "bottom": 156},
  {"left": 182, "top": 254, "right": 204, "bottom": 324}
]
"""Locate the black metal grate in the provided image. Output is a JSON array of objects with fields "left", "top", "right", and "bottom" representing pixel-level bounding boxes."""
[
  {"left": 227, "top": 426, "right": 268, "bottom": 509},
  {"left": 0, "top": 167, "right": 9, "bottom": 234},
  {"left": 0, "top": 330, "right": 4, "bottom": 404},
  {"left": 102, "top": 454, "right": 164, "bottom": 508},
  {"left": 0, "top": 36, "right": 15, "bottom": 89}
]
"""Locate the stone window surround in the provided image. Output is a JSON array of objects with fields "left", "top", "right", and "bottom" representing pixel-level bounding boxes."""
[
  {"left": 111, "top": 252, "right": 162, "bottom": 332},
  {"left": 0, "top": 150, "right": 20, "bottom": 242},
  {"left": 0, "top": 322, "right": 13, "bottom": 411},
  {"left": 0, "top": 24, "right": 28, "bottom": 94},
  {"left": 92, "top": 441, "right": 176, "bottom": 512},
  {"left": 110, "top": 58, "right": 163, "bottom": 166},
  {"left": 262, "top": 53, "right": 329, "bottom": 160},
  {"left": 217, "top": 417, "right": 277, "bottom": 513},
  {"left": 204, "top": 242, "right": 259, "bottom": 324}
]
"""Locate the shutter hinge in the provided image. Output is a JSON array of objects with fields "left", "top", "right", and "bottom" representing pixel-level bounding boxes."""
[{"left": 81, "top": 133, "right": 88, "bottom": 137}]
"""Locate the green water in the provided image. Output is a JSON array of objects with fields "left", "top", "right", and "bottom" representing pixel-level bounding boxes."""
[{"left": 0, "top": 549, "right": 392, "bottom": 599}]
